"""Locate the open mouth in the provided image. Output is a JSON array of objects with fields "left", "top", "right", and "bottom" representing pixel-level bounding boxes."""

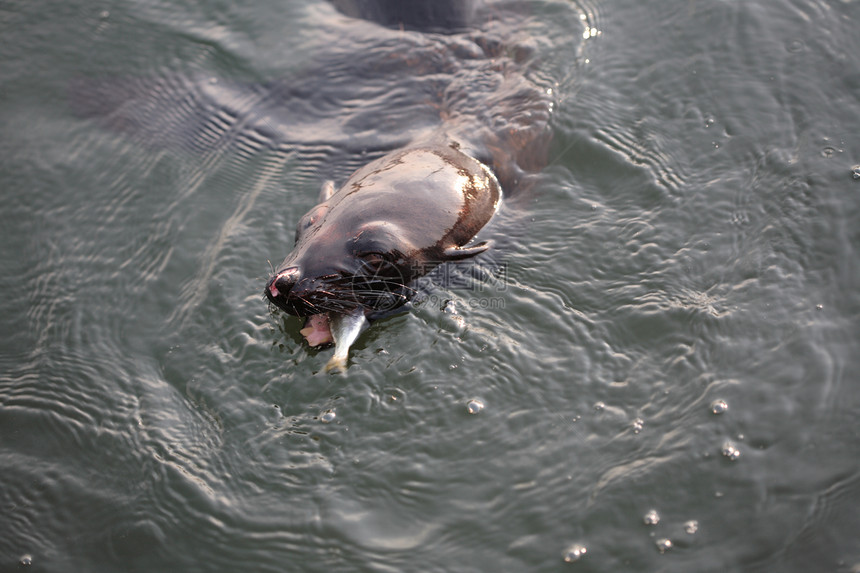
[{"left": 299, "top": 313, "right": 333, "bottom": 347}]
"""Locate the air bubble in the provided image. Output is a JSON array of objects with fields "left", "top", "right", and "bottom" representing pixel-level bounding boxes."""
[
  {"left": 786, "top": 40, "right": 804, "bottom": 53},
  {"left": 320, "top": 409, "right": 336, "bottom": 423},
  {"left": 655, "top": 538, "right": 672, "bottom": 553},
  {"left": 643, "top": 509, "right": 660, "bottom": 525},
  {"left": 562, "top": 544, "right": 587, "bottom": 562},
  {"left": 684, "top": 520, "right": 699, "bottom": 534},
  {"left": 852, "top": 166, "right": 860, "bottom": 180},
  {"left": 721, "top": 441, "right": 740, "bottom": 461},
  {"left": 632, "top": 418, "right": 644, "bottom": 433},
  {"left": 20, "top": 554, "right": 32, "bottom": 566},
  {"left": 466, "top": 399, "right": 484, "bottom": 414},
  {"left": 593, "top": 401, "right": 605, "bottom": 412},
  {"left": 710, "top": 399, "right": 728, "bottom": 414}
]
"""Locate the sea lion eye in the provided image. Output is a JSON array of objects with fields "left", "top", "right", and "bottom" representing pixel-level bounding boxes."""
[
  {"left": 294, "top": 217, "right": 312, "bottom": 243},
  {"left": 295, "top": 205, "right": 328, "bottom": 243},
  {"left": 362, "top": 252, "right": 385, "bottom": 265},
  {"left": 355, "top": 251, "right": 393, "bottom": 275}
]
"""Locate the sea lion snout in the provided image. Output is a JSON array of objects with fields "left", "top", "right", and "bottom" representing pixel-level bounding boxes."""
[
  {"left": 266, "top": 263, "right": 363, "bottom": 317},
  {"left": 267, "top": 267, "right": 300, "bottom": 299},
  {"left": 266, "top": 266, "right": 320, "bottom": 316}
]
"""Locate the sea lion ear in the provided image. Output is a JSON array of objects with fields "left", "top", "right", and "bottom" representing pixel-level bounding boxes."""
[
  {"left": 443, "top": 240, "right": 492, "bottom": 260},
  {"left": 319, "top": 180, "right": 336, "bottom": 202}
]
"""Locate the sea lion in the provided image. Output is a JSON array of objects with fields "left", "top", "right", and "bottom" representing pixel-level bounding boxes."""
[
  {"left": 265, "top": 141, "right": 501, "bottom": 367},
  {"left": 262, "top": 0, "right": 555, "bottom": 368}
]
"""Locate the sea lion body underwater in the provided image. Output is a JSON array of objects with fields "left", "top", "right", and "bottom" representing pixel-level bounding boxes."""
[{"left": 264, "top": 0, "right": 551, "bottom": 368}]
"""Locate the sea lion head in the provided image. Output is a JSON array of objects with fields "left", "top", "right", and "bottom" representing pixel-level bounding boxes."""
[
  {"left": 265, "top": 144, "right": 499, "bottom": 320},
  {"left": 265, "top": 205, "right": 417, "bottom": 317}
]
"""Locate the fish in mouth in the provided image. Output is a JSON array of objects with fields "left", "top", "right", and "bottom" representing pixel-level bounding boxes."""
[{"left": 266, "top": 259, "right": 413, "bottom": 372}]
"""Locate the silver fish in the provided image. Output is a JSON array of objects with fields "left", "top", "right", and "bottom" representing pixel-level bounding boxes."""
[{"left": 324, "top": 309, "right": 369, "bottom": 373}]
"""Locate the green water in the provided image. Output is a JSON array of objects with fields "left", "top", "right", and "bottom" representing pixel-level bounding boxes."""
[{"left": 2, "top": 0, "right": 859, "bottom": 571}]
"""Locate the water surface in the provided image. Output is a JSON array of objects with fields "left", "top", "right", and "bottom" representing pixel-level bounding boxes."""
[{"left": 1, "top": 0, "right": 859, "bottom": 571}]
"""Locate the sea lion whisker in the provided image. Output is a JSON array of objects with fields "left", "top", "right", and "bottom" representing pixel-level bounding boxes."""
[
  {"left": 317, "top": 297, "right": 359, "bottom": 312},
  {"left": 295, "top": 295, "right": 321, "bottom": 312},
  {"left": 351, "top": 291, "right": 409, "bottom": 304},
  {"left": 378, "top": 280, "right": 417, "bottom": 293},
  {"left": 351, "top": 276, "right": 413, "bottom": 289}
]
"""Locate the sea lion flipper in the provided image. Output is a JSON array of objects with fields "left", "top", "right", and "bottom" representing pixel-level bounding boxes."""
[
  {"left": 319, "top": 180, "right": 335, "bottom": 202},
  {"left": 443, "top": 241, "right": 492, "bottom": 260}
]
